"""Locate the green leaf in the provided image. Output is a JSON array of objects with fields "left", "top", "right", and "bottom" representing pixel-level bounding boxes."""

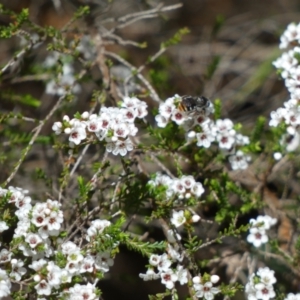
[
  {"left": 211, "top": 14, "right": 225, "bottom": 37},
  {"left": 205, "top": 55, "right": 221, "bottom": 80}
]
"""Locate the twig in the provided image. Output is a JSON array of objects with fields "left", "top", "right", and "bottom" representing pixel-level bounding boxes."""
[
  {"left": 69, "top": 144, "right": 90, "bottom": 178},
  {"left": 104, "top": 50, "right": 161, "bottom": 102},
  {"left": 102, "top": 3, "right": 183, "bottom": 27},
  {"left": 4, "top": 96, "right": 64, "bottom": 186}
]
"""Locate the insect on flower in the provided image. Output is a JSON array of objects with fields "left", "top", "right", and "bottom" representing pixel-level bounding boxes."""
[{"left": 177, "top": 95, "right": 211, "bottom": 115}]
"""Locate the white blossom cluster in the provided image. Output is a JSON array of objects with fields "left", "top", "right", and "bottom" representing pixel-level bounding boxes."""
[
  {"left": 44, "top": 52, "right": 81, "bottom": 96},
  {"left": 52, "top": 96, "right": 148, "bottom": 156},
  {"left": 271, "top": 23, "right": 300, "bottom": 156},
  {"left": 155, "top": 95, "right": 251, "bottom": 170},
  {"left": 139, "top": 229, "right": 220, "bottom": 299},
  {"left": 0, "top": 269, "right": 11, "bottom": 299},
  {"left": 246, "top": 215, "right": 277, "bottom": 248},
  {"left": 245, "top": 267, "right": 277, "bottom": 300},
  {"left": 279, "top": 23, "right": 300, "bottom": 49},
  {"left": 76, "top": 35, "right": 97, "bottom": 61},
  {"left": 0, "top": 186, "right": 116, "bottom": 298},
  {"left": 148, "top": 172, "right": 205, "bottom": 201},
  {"left": 284, "top": 293, "right": 300, "bottom": 300}
]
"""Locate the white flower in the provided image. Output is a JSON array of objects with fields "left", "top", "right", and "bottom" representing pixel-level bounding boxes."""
[
  {"left": 149, "top": 254, "right": 161, "bottom": 267},
  {"left": 235, "top": 133, "right": 250, "bottom": 145},
  {"left": 255, "top": 283, "right": 276, "bottom": 300},
  {"left": 228, "top": 150, "right": 251, "bottom": 170},
  {"left": 210, "top": 275, "right": 220, "bottom": 284},
  {"left": 160, "top": 269, "right": 178, "bottom": 289},
  {"left": 0, "top": 221, "right": 8, "bottom": 232},
  {"left": 273, "top": 49, "right": 299, "bottom": 78},
  {"left": 245, "top": 275, "right": 258, "bottom": 300},
  {"left": 170, "top": 210, "right": 186, "bottom": 228},
  {"left": 215, "top": 118, "right": 234, "bottom": 132},
  {"left": 10, "top": 258, "right": 27, "bottom": 281},
  {"left": 65, "top": 261, "right": 80, "bottom": 274},
  {"left": 136, "top": 102, "right": 148, "bottom": 119},
  {"left": 112, "top": 123, "right": 129, "bottom": 140},
  {"left": 25, "top": 233, "right": 43, "bottom": 248},
  {"left": 246, "top": 268, "right": 277, "bottom": 300},
  {"left": 257, "top": 267, "right": 276, "bottom": 286},
  {"left": 52, "top": 121, "right": 62, "bottom": 134},
  {"left": 250, "top": 215, "right": 277, "bottom": 231},
  {"left": 181, "top": 175, "right": 196, "bottom": 190},
  {"left": 196, "top": 130, "right": 215, "bottom": 148},
  {"left": 81, "top": 111, "right": 89, "bottom": 119},
  {"left": 122, "top": 107, "right": 137, "bottom": 123},
  {"left": 176, "top": 265, "right": 188, "bottom": 285},
  {"left": 0, "top": 249, "right": 12, "bottom": 263},
  {"left": 69, "top": 123, "right": 87, "bottom": 145},
  {"left": 106, "top": 138, "right": 134, "bottom": 156},
  {"left": 122, "top": 96, "right": 139, "bottom": 108},
  {"left": 29, "top": 259, "right": 47, "bottom": 271},
  {"left": 98, "top": 113, "right": 111, "bottom": 131},
  {"left": 193, "top": 275, "right": 201, "bottom": 284},
  {"left": 35, "top": 279, "right": 52, "bottom": 296},
  {"left": 284, "top": 293, "right": 300, "bottom": 300},
  {"left": 279, "top": 23, "right": 300, "bottom": 49},
  {"left": 192, "top": 182, "right": 205, "bottom": 197},
  {"left": 171, "top": 109, "right": 187, "bottom": 125},
  {"left": 94, "top": 252, "right": 114, "bottom": 272},
  {"left": 86, "top": 219, "right": 111, "bottom": 241},
  {"left": 192, "top": 214, "right": 201, "bottom": 223},
  {"left": 166, "top": 229, "right": 181, "bottom": 243},
  {"left": 157, "top": 253, "right": 172, "bottom": 272},
  {"left": 80, "top": 256, "right": 95, "bottom": 273},
  {"left": 61, "top": 241, "right": 79, "bottom": 255},
  {"left": 269, "top": 107, "right": 286, "bottom": 127},
  {"left": 172, "top": 179, "right": 186, "bottom": 195},
  {"left": 155, "top": 114, "right": 169, "bottom": 128},
  {"left": 44, "top": 210, "right": 63, "bottom": 231},
  {"left": 247, "top": 227, "right": 269, "bottom": 247},
  {"left": 0, "top": 269, "right": 11, "bottom": 298},
  {"left": 46, "top": 262, "right": 62, "bottom": 287},
  {"left": 86, "top": 115, "right": 101, "bottom": 132},
  {"left": 194, "top": 281, "right": 220, "bottom": 299},
  {"left": 60, "top": 269, "right": 72, "bottom": 284},
  {"left": 67, "top": 250, "right": 84, "bottom": 264},
  {"left": 159, "top": 100, "right": 176, "bottom": 118},
  {"left": 67, "top": 283, "right": 98, "bottom": 300},
  {"left": 273, "top": 152, "right": 282, "bottom": 160},
  {"left": 216, "top": 131, "right": 236, "bottom": 149},
  {"left": 282, "top": 131, "right": 300, "bottom": 152},
  {"left": 167, "top": 244, "right": 183, "bottom": 262},
  {"left": 139, "top": 269, "right": 160, "bottom": 281}
]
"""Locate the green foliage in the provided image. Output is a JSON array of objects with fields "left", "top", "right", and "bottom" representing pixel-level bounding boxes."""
[
  {"left": 220, "top": 282, "right": 244, "bottom": 297},
  {"left": 161, "top": 27, "right": 190, "bottom": 49},
  {"left": 205, "top": 55, "right": 221, "bottom": 80},
  {"left": 207, "top": 173, "right": 256, "bottom": 222},
  {"left": 1, "top": 91, "right": 41, "bottom": 107},
  {"left": 251, "top": 116, "right": 266, "bottom": 143},
  {"left": 124, "top": 239, "right": 166, "bottom": 257},
  {"left": 147, "top": 122, "right": 184, "bottom": 152},
  {"left": 149, "top": 56, "right": 171, "bottom": 93},
  {"left": 0, "top": 7, "right": 29, "bottom": 38},
  {"left": 211, "top": 14, "right": 225, "bottom": 38},
  {"left": 213, "top": 98, "right": 222, "bottom": 120},
  {"left": 149, "top": 290, "right": 171, "bottom": 300}
]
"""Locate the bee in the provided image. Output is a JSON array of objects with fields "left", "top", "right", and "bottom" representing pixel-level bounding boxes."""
[{"left": 177, "top": 95, "right": 210, "bottom": 115}]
